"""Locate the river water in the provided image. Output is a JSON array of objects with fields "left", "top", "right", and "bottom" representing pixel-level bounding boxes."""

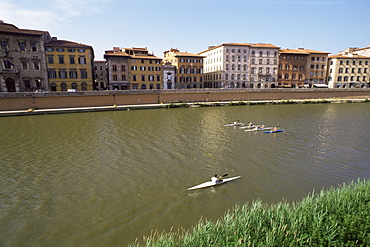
[{"left": 0, "top": 103, "right": 369, "bottom": 246}]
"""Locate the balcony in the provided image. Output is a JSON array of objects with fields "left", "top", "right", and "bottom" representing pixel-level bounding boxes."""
[{"left": 0, "top": 68, "right": 19, "bottom": 73}]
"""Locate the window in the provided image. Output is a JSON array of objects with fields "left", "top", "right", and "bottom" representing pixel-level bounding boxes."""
[
  {"left": 141, "top": 75, "right": 145, "bottom": 81},
  {"left": 21, "top": 61, "right": 28, "bottom": 70},
  {"left": 67, "top": 48, "right": 75, "bottom": 52},
  {"left": 80, "top": 70, "right": 87, "bottom": 78},
  {"left": 56, "top": 48, "right": 64, "bottom": 52},
  {"left": 69, "top": 56, "right": 75, "bottom": 64},
  {"left": 1, "top": 41, "right": 9, "bottom": 50},
  {"left": 69, "top": 70, "right": 78, "bottom": 79},
  {"left": 46, "top": 47, "right": 54, "bottom": 52},
  {"left": 59, "top": 56, "right": 64, "bottom": 64},
  {"left": 19, "top": 42, "right": 26, "bottom": 51},
  {"left": 78, "top": 56, "right": 86, "bottom": 64},
  {"left": 29, "top": 42, "right": 36, "bottom": 51},
  {"left": 140, "top": 66, "right": 145, "bottom": 71},
  {"left": 113, "top": 65, "right": 117, "bottom": 71},
  {"left": 33, "top": 61, "right": 40, "bottom": 70},
  {"left": 59, "top": 70, "right": 67, "bottom": 79},
  {"left": 48, "top": 70, "right": 57, "bottom": 79},
  {"left": 133, "top": 75, "right": 137, "bottom": 81},
  {"left": 48, "top": 56, "right": 54, "bottom": 64},
  {"left": 113, "top": 74, "right": 117, "bottom": 80},
  {"left": 121, "top": 65, "right": 126, "bottom": 71},
  {"left": 148, "top": 75, "right": 154, "bottom": 81},
  {"left": 131, "top": 66, "right": 137, "bottom": 71},
  {"left": 78, "top": 49, "right": 85, "bottom": 53},
  {"left": 61, "top": 83, "right": 67, "bottom": 91}
]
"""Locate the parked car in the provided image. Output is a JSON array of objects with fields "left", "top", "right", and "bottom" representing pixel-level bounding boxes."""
[
  {"left": 35, "top": 90, "right": 46, "bottom": 93},
  {"left": 67, "top": 89, "right": 78, "bottom": 92}
]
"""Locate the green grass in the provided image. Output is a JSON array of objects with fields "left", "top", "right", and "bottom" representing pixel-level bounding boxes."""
[{"left": 130, "top": 179, "right": 370, "bottom": 246}]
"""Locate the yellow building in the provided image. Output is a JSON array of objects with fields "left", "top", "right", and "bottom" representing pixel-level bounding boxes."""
[
  {"left": 125, "top": 47, "right": 162, "bottom": 90},
  {"left": 163, "top": 48, "right": 204, "bottom": 89},
  {"left": 45, "top": 37, "right": 95, "bottom": 91}
]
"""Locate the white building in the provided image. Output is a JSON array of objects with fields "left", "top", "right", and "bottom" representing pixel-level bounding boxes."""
[
  {"left": 327, "top": 54, "right": 370, "bottom": 88},
  {"left": 198, "top": 43, "right": 280, "bottom": 88}
]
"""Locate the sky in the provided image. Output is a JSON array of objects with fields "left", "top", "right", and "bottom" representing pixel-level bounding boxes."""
[{"left": 1, "top": 0, "right": 369, "bottom": 60}]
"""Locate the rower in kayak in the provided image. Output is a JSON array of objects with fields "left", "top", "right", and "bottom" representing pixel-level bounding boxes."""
[{"left": 211, "top": 174, "right": 223, "bottom": 184}]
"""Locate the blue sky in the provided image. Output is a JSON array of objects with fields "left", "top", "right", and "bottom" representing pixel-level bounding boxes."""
[{"left": 1, "top": 0, "right": 369, "bottom": 60}]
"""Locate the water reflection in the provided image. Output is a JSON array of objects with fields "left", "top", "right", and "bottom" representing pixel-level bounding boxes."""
[{"left": 0, "top": 103, "right": 369, "bottom": 246}]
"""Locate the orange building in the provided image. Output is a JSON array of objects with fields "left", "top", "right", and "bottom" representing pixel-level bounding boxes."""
[
  {"left": 278, "top": 48, "right": 330, "bottom": 88},
  {"left": 163, "top": 48, "right": 204, "bottom": 89}
]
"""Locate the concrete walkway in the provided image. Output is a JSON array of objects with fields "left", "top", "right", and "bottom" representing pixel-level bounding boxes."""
[{"left": 0, "top": 98, "right": 368, "bottom": 117}]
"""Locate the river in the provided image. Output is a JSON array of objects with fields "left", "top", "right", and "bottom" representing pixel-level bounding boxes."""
[{"left": 0, "top": 103, "right": 369, "bottom": 246}]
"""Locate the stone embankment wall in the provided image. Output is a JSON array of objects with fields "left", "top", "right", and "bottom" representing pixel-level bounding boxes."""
[{"left": 0, "top": 89, "right": 369, "bottom": 111}]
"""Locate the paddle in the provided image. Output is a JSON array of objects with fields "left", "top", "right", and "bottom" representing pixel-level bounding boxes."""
[{"left": 220, "top": 173, "right": 228, "bottom": 179}]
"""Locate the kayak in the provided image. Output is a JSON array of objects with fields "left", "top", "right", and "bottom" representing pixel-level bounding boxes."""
[
  {"left": 263, "top": 129, "right": 285, "bottom": 134},
  {"left": 224, "top": 123, "right": 245, "bottom": 127},
  {"left": 239, "top": 125, "right": 261, "bottom": 129},
  {"left": 245, "top": 127, "right": 273, "bottom": 132},
  {"left": 188, "top": 176, "right": 241, "bottom": 190}
]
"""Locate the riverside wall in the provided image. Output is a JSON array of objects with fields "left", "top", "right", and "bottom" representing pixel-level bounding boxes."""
[{"left": 0, "top": 88, "right": 369, "bottom": 111}]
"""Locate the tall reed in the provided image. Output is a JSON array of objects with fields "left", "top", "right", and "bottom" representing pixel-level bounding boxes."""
[{"left": 130, "top": 179, "right": 369, "bottom": 246}]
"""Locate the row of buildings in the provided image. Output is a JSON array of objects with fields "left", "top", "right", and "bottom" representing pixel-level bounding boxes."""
[{"left": 1, "top": 21, "right": 369, "bottom": 92}]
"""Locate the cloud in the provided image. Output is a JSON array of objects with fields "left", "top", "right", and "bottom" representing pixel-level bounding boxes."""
[{"left": 0, "top": 0, "right": 110, "bottom": 30}]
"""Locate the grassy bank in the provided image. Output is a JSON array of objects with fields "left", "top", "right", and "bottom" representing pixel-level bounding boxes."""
[{"left": 131, "top": 179, "right": 369, "bottom": 246}]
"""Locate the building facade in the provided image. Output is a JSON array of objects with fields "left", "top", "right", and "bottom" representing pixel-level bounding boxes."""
[
  {"left": 200, "top": 43, "right": 249, "bottom": 88},
  {"left": 199, "top": 43, "right": 279, "bottom": 89},
  {"left": 0, "top": 21, "right": 51, "bottom": 92},
  {"left": 278, "top": 49, "right": 309, "bottom": 88},
  {"left": 248, "top": 43, "right": 280, "bottom": 88},
  {"left": 163, "top": 48, "right": 204, "bottom": 89},
  {"left": 304, "top": 49, "right": 330, "bottom": 86},
  {"left": 327, "top": 54, "right": 370, "bottom": 88},
  {"left": 104, "top": 47, "right": 130, "bottom": 90},
  {"left": 45, "top": 37, "right": 95, "bottom": 91},
  {"left": 93, "top": 60, "right": 108, "bottom": 90},
  {"left": 162, "top": 61, "right": 176, "bottom": 89}
]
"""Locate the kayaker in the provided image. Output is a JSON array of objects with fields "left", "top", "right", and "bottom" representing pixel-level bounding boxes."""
[
  {"left": 211, "top": 175, "right": 222, "bottom": 183},
  {"left": 273, "top": 126, "right": 278, "bottom": 131}
]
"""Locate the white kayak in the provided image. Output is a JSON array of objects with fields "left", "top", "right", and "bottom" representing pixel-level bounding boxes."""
[
  {"left": 239, "top": 125, "right": 261, "bottom": 129},
  {"left": 224, "top": 123, "right": 245, "bottom": 127},
  {"left": 244, "top": 127, "right": 273, "bottom": 132},
  {"left": 188, "top": 176, "right": 241, "bottom": 190}
]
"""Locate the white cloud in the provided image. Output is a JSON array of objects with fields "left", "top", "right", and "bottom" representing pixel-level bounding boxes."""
[{"left": 0, "top": 0, "right": 110, "bottom": 30}]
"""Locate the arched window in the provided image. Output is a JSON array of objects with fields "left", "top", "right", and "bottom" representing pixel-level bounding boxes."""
[
  {"left": 344, "top": 76, "right": 348, "bottom": 81},
  {"left": 61, "top": 83, "right": 67, "bottom": 91},
  {"left": 337, "top": 76, "right": 342, "bottom": 81},
  {"left": 71, "top": 82, "right": 78, "bottom": 89},
  {"left": 141, "top": 84, "right": 146, "bottom": 89},
  {"left": 50, "top": 83, "right": 57, "bottom": 91},
  {"left": 81, "top": 82, "right": 87, "bottom": 91}
]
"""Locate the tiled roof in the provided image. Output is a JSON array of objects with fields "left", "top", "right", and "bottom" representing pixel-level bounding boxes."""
[
  {"left": 280, "top": 48, "right": 330, "bottom": 55},
  {"left": 104, "top": 51, "right": 130, "bottom": 57},
  {"left": 129, "top": 54, "right": 162, "bottom": 60},
  {"left": 45, "top": 39, "right": 92, "bottom": 48},
  {"left": 0, "top": 22, "right": 48, "bottom": 36},
  {"left": 248, "top": 43, "right": 280, "bottom": 49},
  {"left": 173, "top": 52, "right": 205, "bottom": 58},
  {"left": 329, "top": 54, "right": 370, "bottom": 59},
  {"left": 199, "top": 42, "right": 280, "bottom": 54},
  {"left": 280, "top": 49, "right": 310, "bottom": 54}
]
